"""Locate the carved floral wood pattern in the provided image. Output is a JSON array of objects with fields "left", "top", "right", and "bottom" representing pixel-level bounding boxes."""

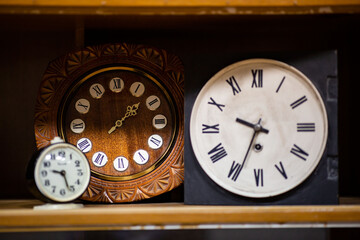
[{"left": 34, "top": 43, "right": 184, "bottom": 203}]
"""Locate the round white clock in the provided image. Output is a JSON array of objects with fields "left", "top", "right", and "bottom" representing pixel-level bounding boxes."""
[
  {"left": 189, "top": 59, "right": 328, "bottom": 198},
  {"left": 28, "top": 137, "right": 91, "bottom": 202}
]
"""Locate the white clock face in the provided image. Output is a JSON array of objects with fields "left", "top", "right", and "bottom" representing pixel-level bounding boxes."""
[
  {"left": 34, "top": 142, "right": 91, "bottom": 202},
  {"left": 190, "top": 59, "right": 328, "bottom": 198}
]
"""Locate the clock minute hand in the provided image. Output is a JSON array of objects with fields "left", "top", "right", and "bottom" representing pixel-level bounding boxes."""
[
  {"left": 108, "top": 102, "right": 140, "bottom": 134},
  {"left": 238, "top": 118, "right": 263, "bottom": 175},
  {"left": 236, "top": 117, "right": 269, "bottom": 134}
]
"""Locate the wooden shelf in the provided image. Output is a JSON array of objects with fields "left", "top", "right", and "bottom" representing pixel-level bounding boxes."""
[
  {"left": 0, "top": 0, "right": 359, "bottom": 15},
  {"left": 1, "top": 200, "right": 360, "bottom": 232}
]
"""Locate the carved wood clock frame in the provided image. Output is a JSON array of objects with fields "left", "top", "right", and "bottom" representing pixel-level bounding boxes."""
[{"left": 34, "top": 43, "right": 184, "bottom": 203}]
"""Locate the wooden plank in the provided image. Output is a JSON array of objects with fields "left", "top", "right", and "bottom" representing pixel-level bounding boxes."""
[
  {"left": 1, "top": 0, "right": 360, "bottom": 7},
  {"left": 0, "top": 200, "right": 360, "bottom": 232},
  {"left": 0, "top": 0, "right": 359, "bottom": 15}
]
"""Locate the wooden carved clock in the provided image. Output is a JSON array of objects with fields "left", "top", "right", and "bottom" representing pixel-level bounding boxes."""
[{"left": 34, "top": 43, "right": 184, "bottom": 203}]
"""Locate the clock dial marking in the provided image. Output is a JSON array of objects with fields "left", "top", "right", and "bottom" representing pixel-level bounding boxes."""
[
  {"left": 113, "top": 156, "right": 129, "bottom": 172},
  {"left": 75, "top": 99, "right": 90, "bottom": 114},
  {"left": 133, "top": 149, "right": 149, "bottom": 165},
  {"left": 228, "top": 161, "right": 241, "bottom": 181},
  {"left": 148, "top": 134, "right": 163, "bottom": 149},
  {"left": 130, "top": 82, "right": 145, "bottom": 97},
  {"left": 152, "top": 114, "right": 167, "bottom": 129},
  {"left": 202, "top": 124, "right": 220, "bottom": 134},
  {"left": 146, "top": 95, "right": 161, "bottom": 111},
  {"left": 290, "top": 144, "right": 309, "bottom": 161},
  {"left": 251, "top": 69, "right": 263, "bottom": 88},
  {"left": 275, "top": 161, "right": 288, "bottom": 179},
  {"left": 254, "top": 168, "right": 264, "bottom": 187},
  {"left": 208, "top": 97, "right": 225, "bottom": 112},
  {"left": 92, "top": 152, "right": 108, "bottom": 167},
  {"left": 208, "top": 143, "right": 227, "bottom": 163},
  {"left": 276, "top": 76, "right": 286, "bottom": 93},
  {"left": 89, "top": 83, "right": 105, "bottom": 99},
  {"left": 70, "top": 119, "right": 85, "bottom": 134},
  {"left": 109, "top": 77, "right": 124, "bottom": 93},
  {"left": 226, "top": 76, "right": 241, "bottom": 95},
  {"left": 297, "top": 123, "right": 316, "bottom": 132},
  {"left": 290, "top": 95, "right": 308, "bottom": 109},
  {"left": 76, "top": 138, "right": 92, "bottom": 153}
]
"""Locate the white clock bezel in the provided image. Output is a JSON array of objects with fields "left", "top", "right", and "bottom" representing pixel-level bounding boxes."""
[{"left": 189, "top": 58, "right": 328, "bottom": 198}]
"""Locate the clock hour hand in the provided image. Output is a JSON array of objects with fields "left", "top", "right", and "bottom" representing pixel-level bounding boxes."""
[
  {"left": 108, "top": 102, "right": 140, "bottom": 134},
  {"left": 236, "top": 117, "right": 269, "bottom": 134}
]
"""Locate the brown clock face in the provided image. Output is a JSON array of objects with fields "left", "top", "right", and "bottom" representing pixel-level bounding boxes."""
[
  {"left": 34, "top": 43, "right": 184, "bottom": 203},
  {"left": 60, "top": 67, "right": 175, "bottom": 181}
]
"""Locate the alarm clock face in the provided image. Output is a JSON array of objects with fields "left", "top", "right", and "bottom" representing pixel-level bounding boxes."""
[
  {"left": 59, "top": 67, "right": 176, "bottom": 181},
  {"left": 34, "top": 140, "right": 91, "bottom": 202},
  {"left": 190, "top": 59, "right": 328, "bottom": 198}
]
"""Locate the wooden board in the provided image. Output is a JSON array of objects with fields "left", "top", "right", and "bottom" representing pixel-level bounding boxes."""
[{"left": 1, "top": 200, "right": 360, "bottom": 232}]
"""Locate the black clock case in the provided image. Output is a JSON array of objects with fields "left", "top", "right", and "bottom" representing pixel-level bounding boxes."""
[{"left": 184, "top": 50, "right": 338, "bottom": 205}]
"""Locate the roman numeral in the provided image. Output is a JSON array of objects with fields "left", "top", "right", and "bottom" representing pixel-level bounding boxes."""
[
  {"left": 208, "top": 97, "right": 225, "bottom": 112},
  {"left": 155, "top": 118, "right": 165, "bottom": 125},
  {"left": 276, "top": 76, "right": 285, "bottom": 93},
  {"left": 228, "top": 161, "right": 241, "bottom": 181},
  {"left": 149, "top": 136, "right": 161, "bottom": 147},
  {"left": 92, "top": 85, "right": 103, "bottom": 96},
  {"left": 78, "top": 139, "right": 90, "bottom": 150},
  {"left": 112, "top": 78, "right": 122, "bottom": 89},
  {"left": 290, "top": 144, "right": 309, "bottom": 161},
  {"left": 254, "top": 168, "right": 264, "bottom": 187},
  {"left": 275, "top": 161, "right": 288, "bottom": 179},
  {"left": 72, "top": 122, "right": 84, "bottom": 129},
  {"left": 208, "top": 143, "right": 227, "bottom": 163},
  {"left": 117, "top": 158, "right": 125, "bottom": 169},
  {"left": 226, "top": 76, "right": 241, "bottom": 95},
  {"left": 290, "top": 96, "right": 307, "bottom": 109},
  {"left": 77, "top": 101, "right": 89, "bottom": 110},
  {"left": 202, "top": 124, "right": 220, "bottom": 134},
  {"left": 251, "top": 69, "right": 263, "bottom": 88},
  {"left": 134, "top": 83, "right": 141, "bottom": 93},
  {"left": 297, "top": 123, "right": 316, "bottom": 132},
  {"left": 148, "top": 98, "right": 159, "bottom": 106},
  {"left": 94, "top": 153, "right": 105, "bottom": 165}
]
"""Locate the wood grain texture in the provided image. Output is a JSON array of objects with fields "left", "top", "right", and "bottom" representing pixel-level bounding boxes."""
[
  {"left": 1, "top": 0, "right": 359, "bottom": 15},
  {"left": 0, "top": 200, "right": 360, "bottom": 232},
  {"left": 34, "top": 43, "right": 184, "bottom": 203}
]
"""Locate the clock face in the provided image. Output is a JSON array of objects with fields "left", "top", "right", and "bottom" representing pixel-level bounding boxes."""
[
  {"left": 34, "top": 142, "right": 90, "bottom": 202},
  {"left": 190, "top": 59, "right": 328, "bottom": 198},
  {"left": 59, "top": 67, "right": 175, "bottom": 181}
]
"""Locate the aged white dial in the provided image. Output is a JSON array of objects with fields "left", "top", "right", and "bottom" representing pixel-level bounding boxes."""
[
  {"left": 33, "top": 137, "right": 91, "bottom": 202},
  {"left": 190, "top": 59, "right": 328, "bottom": 198}
]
